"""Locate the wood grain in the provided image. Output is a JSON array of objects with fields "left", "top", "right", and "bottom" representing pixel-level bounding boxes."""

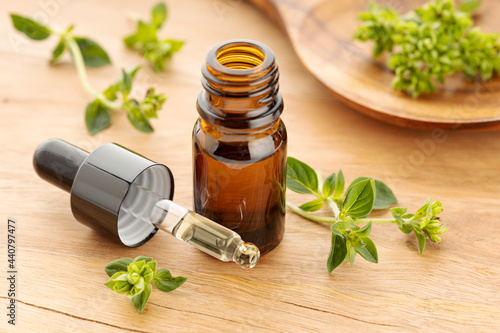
[
  {"left": 1, "top": 0, "right": 500, "bottom": 332},
  {"left": 248, "top": 0, "right": 500, "bottom": 130}
]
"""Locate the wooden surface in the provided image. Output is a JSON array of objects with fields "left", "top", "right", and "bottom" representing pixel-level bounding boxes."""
[
  {"left": 1, "top": 0, "right": 500, "bottom": 332},
  {"left": 248, "top": 0, "right": 500, "bottom": 130}
]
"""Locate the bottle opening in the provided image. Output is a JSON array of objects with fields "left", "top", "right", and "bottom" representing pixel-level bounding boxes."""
[
  {"left": 199, "top": 39, "right": 282, "bottom": 129},
  {"left": 216, "top": 43, "right": 265, "bottom": 70}
]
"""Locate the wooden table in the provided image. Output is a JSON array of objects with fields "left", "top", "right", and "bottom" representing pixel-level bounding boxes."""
[{"left": 1, "top": 0, "right": 499, "bottom": 331}]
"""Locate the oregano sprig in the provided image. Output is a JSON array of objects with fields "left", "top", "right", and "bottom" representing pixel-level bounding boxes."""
[
  {"left": 10, "top": 4, "right": 171, "bottom": 135},
  {"left": 286, "top": 157, "right": 447, "bottom": 274},
  {"left": 104, "top": 256, "right": 186, "bottom": 314},
  {"left": 354, "top": 0, "right": 500, "bottom": 97},
  {"left": 124, "top": 2, "right": 184, "bottom": 72}
]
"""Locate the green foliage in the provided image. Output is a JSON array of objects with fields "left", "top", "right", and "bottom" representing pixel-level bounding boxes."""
[
  {"left": 286, "top": 157, "right": 446, "bottom": 274},
  {"left": 391, "top": 199, "right": 447, "bottom": 253},
  {"left": 354, "top": 0, "right": 500, "bottom": 97},
  {"left": 85, "top": 100, "right": 111, "bottom": 135},
  {"left": 353, "top": 2, "right": 399, "bottom": 57},
  {"left": 342, "top": 178, "right": 375, "bottom": 218},
  {"left": 299, "top": 198, "right": 325, "bottom": 212},
  {"left": 9, "top": 9, "right": 170, "bottom": 135},
  {"left": 104, "top": 256, "right": 186, "bottom": 314},
  {"left": 461, "top": 28, "right": 500, "bottom": 81},
  {"left": 74, "top": 37, "right": 111, "bottom": 67},
  {"left": 10, "top": 14, "right": 51, "bottom": 40},
  {"left": 154, "top": 269, "right": 188, "bottom": 292},
  {"left": 286, "top": 157, "right": 320, "bottom": 195},
  {"left": 86, "top": 67, "right": 167, "bottom": 134},
  {"left": 124, "top": 2, "right": 184, "bottom": 71},
  {"left": 459, "top": 0, "right": 482, "bottom": 13}
]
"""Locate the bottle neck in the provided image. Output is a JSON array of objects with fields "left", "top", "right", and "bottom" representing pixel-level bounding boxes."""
[{"left": 197, "top": 39, "right": 283, "bottom": 130}]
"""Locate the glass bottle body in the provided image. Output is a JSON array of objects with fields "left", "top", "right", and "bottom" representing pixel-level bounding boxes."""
[
  {"left": 193, "top": 39, "right": 287, "bottom": 255},
  {"left": 193, "top": 118, "right": 287, "bottom": 255}
]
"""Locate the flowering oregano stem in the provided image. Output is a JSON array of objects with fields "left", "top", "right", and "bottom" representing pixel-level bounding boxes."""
[
  {"left": 286, "top": 202, "right": 399, "bottom": 225},
  {"left": 64, "top": 34, "right": 121, "bottom": 109}
]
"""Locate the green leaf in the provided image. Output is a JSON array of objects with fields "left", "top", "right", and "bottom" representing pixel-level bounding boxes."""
[
  {"left": 327, "top": 234, "right": 347, "bottom": 274},
  {"left": 104, "top": 257, "right": 133, "bottom": 277},
  {"left": 459, "top": 0, "right": 482, "bottom": 13},
  {"left": 415, "top": 230, "right": 426, "bottom": 254},
  {"left": 120, "top": 69, "right": 133, "bottom": 98},
  {"left": 10, "top": 14, "right": 51, "bottom": 40},
  {"left": 129, "top": 283, "right": 152, "bottom": 314},
  {"left": 373, "top": 179, "right": 398, "bottom": 209},
  {"left": 133, "top": 256, "right": 153, "bottom": 263},
  {"left": 346, "top": 177, "right": 369, "bottom": 192},
  {"left": 342, "top": 178, "right": 376, "bottom": 218},
  {"left": 322, "top": 173, "right": 336, "bottom": 197},
  {"left": 85, "top": 100, "right": 111, "bottom": 135},
  {"left": 50, "top": 39, "right": 66, "bottom": 64},
  {"left": 103, "top": 66, "right": 140, "bottom": 101},
  {"left": 414, "top": 198, "right": 431, "bottom": 220},
  {"left": 126, "top": 102, "right": 154, "bottom": 133},
  {"left": 105, "top": 272, "right": 133, "bottom": 294},
  {"left": 399, "top": 223, "right": 413, "bottom": 234},
  {"left": 140, "top": 88, "right": 166, "bottom": 118},
  {"left": 333, "top": 169, "right": 345, "bottom": 199},
  {"left": 286, "top": 157, "right": 320, "bottom": 195},
  {"left": 347, "top": 243, "right": 356, "bottom": 265},
  {"left": 124, "top": 21, "right": 158, "bottom": 47},
  {"left": 355, "top": 237, "right": 378, "bottom": 263},
  {"left": 154, "top": 269, "right": 187, "bottom": 292},
  {"left": 390, "top": 207, "right": 407, "bottom": 225},
  {"left": 123, "top": 34, "right": 138, "bottom": 48},
  {"left": 299, "top": 198, "right": 325, "bottom": 212},
  {"left": 147, "top": 261, "right": 157, "bottom": 272},
  {"left": 163, "top": 39, "right": 184, "bottom": 53},
  {"left": 128, "top": 66, "right": 141, "bottom": 80},
  {"left": 347, "top": 177, "right": 396, "bottom": 210},
  {"left": 74, "top": 37, "right": 111, "bottom": 67},
  {"left": 351, "top": 222, "right": 372, "bottom": 238},
  {"left": 152, "top": 2, "right": 167, "bottom": 28}
]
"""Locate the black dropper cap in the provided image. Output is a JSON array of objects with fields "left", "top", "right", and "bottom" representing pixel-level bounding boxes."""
[{"left": 33, "top": 139, "right": 174, "bottom": 247}]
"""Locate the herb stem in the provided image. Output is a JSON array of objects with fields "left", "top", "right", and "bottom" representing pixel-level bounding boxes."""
[
  {"left": 326, "top": 197, "right": 341, "bottom": 218},
  {"left": 65, "top": 36, "right": 121, "bottom": 109},
  {"left": 286, "top": 202, "right": 336, "bottom": 224},
  {"left": 356, "top": 218, "right": 396, "bottom": 224}
]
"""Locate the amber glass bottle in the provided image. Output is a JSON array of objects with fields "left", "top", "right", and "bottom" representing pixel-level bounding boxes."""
[{"left": 193, "top": 40, "right": 287, "bottom": 255}]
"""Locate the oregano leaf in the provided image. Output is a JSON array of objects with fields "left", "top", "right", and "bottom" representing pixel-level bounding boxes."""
[
  {"left": 342, "top": 178, "right": 376, "bottom": 218},
  {"left": 286, "top": 157, "right": 320, "bottom": 195},
  {"left": 50, "top": 39, "right": 66, "bottom": 64},
  {"left": 85, "top": 100, "right": 111, "bottom": 135},
  {"left": 299, "top": 198, "right": 325, "bottom": 212},
  {"left": 154, "top": 268, "right": 187, "bottom": 292},
  {"left": 104, "top": 257, "right": 133, "bottom": 277},
  {"left": 333, "top": 169, "right": 345, "bottom": 199},
  {"left": 351, "top": 222, "right": 372, "bottom": 238},
  {"left": 322, "top": 173, "right": 336, "bottom": 198},
  {"left": 327, "top": 234, "right": 347, "bottom": 274},
  {"left": 373, "top": 179, "right": 398, "bottom": 209},
  {"left": 152, "top": 2, "right": 168, "bottom": 28},
  {"left": 10, "top": 14, "right": 51, "bottom": 40},
  {"left": 74, "top": 37, "right": 111, "bottom": 67},
  {"left": 129, "top": 283, "right": 152, "bottom": 314},
  {"left": 355, "top": 237, "right": 378, "bottom": 263},
  {"left": 133, "top": 256, "right": 153, "bottom": 263}
]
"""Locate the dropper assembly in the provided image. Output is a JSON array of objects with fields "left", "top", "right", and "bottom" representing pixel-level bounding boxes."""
[
  {"left": 33, "top": 139, "right": 259, "bottom": 268},
  {"left": 152, "top": 200, "right": 259, "bottom": 268}
]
